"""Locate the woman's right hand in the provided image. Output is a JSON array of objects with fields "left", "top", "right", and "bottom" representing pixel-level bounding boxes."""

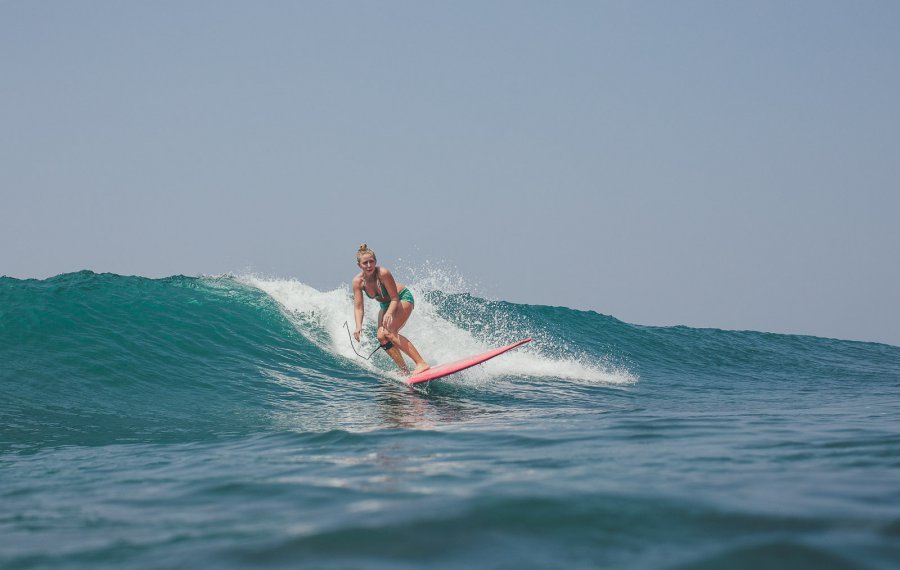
[{"left": 353, "top": 329, "right": 361, "bottom": 342}]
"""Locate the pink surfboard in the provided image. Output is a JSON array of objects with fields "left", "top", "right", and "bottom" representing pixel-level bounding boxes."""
[{"left": 404, "top": 338, "right": 532, "bottom": 385}]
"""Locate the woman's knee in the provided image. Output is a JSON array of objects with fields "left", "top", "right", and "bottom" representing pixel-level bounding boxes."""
[{"left": 377, "top": 328, "right": 397, "bottom": 344}]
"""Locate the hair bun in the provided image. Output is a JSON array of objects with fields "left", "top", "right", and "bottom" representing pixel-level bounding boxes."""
[{"left": 356, "top": 243, "right": 376, "bottom": 263}]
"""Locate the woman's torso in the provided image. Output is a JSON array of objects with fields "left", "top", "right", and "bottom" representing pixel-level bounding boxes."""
[{"left": 359, "top": 268, "right": 405, "bottom": 304}]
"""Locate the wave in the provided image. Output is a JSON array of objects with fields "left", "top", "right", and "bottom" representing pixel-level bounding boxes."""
[
  {"left": 2, "top": 270, "right": 898, "bottom": 453},
  {"left": 240, "top": 274, "right": 634, "bottom": 387}
]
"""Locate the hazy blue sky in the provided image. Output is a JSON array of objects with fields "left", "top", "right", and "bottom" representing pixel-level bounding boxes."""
[{"left": 3, "top": 1, "right": 898, "bottom": 346}]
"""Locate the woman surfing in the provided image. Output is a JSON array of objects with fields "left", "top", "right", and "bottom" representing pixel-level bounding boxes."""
[{"left": 352, "top": 244, "right": 430, "bottom": 375}]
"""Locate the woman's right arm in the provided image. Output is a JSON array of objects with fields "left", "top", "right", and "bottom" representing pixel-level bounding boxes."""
[{"left": 352, "top": 279, "right": 364, "bottom": 342}]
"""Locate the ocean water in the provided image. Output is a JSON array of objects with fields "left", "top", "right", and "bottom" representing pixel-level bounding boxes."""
[{"left": 2, "top": 270, "right": 899, "bottom": 569}]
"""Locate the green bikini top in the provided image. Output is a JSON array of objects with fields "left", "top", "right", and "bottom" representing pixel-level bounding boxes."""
[{"left": 362, "top": 269, "right": 390, "bottom": 303}]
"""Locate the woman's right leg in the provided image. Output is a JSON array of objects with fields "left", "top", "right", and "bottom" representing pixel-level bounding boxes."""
[{"left": 377, "top": 310, "right": 410, "bottom": 374}]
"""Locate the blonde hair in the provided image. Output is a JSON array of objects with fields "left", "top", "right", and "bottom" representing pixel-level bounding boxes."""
[{"left": 356, "top": 243, "right": 376, "bottom": 263}]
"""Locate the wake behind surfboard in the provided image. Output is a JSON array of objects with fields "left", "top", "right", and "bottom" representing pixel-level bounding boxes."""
[{"left": 404, "top": 338, "right": 532, "bottom": 385}]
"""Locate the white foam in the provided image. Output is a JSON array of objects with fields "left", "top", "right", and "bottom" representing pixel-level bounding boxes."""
[
  {"left": 238, "top": 275, "right": 382, "bottom": 373},
  {"left": 239, "top": 273, "right": 636, "bottom": 387}
]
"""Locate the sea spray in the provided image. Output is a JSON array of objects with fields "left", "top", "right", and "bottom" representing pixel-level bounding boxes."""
[{"left": 240, "top": 267, "right": 635, "bottom": 387}]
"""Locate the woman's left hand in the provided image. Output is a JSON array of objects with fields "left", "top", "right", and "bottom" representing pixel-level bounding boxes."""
[{"left": 382, "top": 313, "right": 393, "bottom": 330}]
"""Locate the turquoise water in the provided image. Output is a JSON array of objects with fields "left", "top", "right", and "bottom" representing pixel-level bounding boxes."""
[{"left": 2, "top": 271, "right": 899, "bottom": 569}]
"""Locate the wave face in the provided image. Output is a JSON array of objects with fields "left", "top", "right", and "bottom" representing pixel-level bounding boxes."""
[{"left": 2, "top": 271, "right": 899, "bottom": 569}]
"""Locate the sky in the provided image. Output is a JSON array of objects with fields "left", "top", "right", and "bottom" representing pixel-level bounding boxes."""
[{"left": 2, "top": 1, "right": 899, "bottom": 346}]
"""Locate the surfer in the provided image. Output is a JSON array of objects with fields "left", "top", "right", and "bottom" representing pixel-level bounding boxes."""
[{"left": 352, "top": 244, "right": 430, "bottom": 375}]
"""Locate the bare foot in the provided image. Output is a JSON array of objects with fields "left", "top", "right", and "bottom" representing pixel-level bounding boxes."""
[{"left": 412, "top": 363, "right": 431, "bottom": 375}]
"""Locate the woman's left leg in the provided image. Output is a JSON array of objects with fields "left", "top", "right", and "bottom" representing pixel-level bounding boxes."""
[{"left": 380, "top": 302, "right": 429, "bottom": 374}]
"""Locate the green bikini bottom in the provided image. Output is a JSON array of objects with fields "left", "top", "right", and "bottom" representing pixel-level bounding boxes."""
[{"left": 380, "top": 288, "right": 414, "bottom": 311}]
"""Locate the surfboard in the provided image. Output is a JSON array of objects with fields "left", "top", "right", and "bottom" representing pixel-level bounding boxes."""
[{"left": 404, "top": 338, "right": 532, "bottom": 385}]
